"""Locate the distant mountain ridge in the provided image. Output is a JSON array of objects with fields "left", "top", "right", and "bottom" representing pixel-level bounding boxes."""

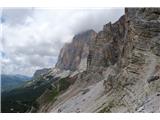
[{"left": 1, "top": 74, "right": 31, "bottom": 92}]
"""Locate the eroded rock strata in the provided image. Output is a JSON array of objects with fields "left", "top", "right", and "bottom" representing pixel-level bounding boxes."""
[
  {"left": 34, "top": 8, "right": 160, "bottom": 113},
  {"left": 2, "top": 8, "right": 160, "bottom": 113}
]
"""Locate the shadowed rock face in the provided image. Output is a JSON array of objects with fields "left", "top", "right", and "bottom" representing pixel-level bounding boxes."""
[
  {"left": 99, "top": 8, "right": 160, "bottom": 112},
  {"left": 88, "top": 15, "right": 126, "bottom": 70},
  {"left": 55, "top": 30, "right": 97, "bottom": 71}
]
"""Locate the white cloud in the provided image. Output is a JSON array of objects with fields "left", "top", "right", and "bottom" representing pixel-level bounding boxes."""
[{"left": 1, "top": 8, "right": 124, "bottom": 76}]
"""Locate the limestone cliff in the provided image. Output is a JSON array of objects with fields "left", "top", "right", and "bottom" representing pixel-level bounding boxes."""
[
  {"left": 55, "top": 30, "right": 97, "bottom": 71},
  {"left": 38, "top": 8, "right": 160, "bottom": 113},
  {"left": 3, "top": 8, "right": 160, "bottom": 113}
]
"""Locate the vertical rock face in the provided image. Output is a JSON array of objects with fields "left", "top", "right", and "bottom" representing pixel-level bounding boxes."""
[
  {"left": 4, "top": 8, "right": 160, "bottom": 113},
  {"left": 55, "top": 30, "right": 97, "bottom": 71},
  {"left": 88, "top": 15, "right": 126, "bottom": 70},
  {"left": 45, "top": 8, "right": 160, "bottom": 113},
  {"left": 100, "top": 8, "right": 160, "bottom": 112}
]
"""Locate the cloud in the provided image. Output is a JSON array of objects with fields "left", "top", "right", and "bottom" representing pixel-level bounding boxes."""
[
  {"left": 1, "top": 8, "right": 124, "bottom": 76},
  {"left": 2, "top": 8, "right": 34, "bottom": 26}
]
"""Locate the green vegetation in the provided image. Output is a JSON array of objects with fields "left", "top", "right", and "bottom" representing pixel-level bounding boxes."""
[
  {"left": 1, "top": 74, "right": 31, "bottom": 92},
  {"left": 1, "top": 76, "right": 72, "bottom": 113},
  {"left": 1, "top": 77, "right": 52, "bottom": 113},
  {"left": 46, "top": 75, "right": 54, "bottom": 79},
  {"left": 58, "top": 77, "right": 71, "bottom": 91},
  {"left": 47, "top": 88, "right": 59, "bottom": 102},
  {"left": 99, "top": 106, "right": 112, "bottom": 113},
  {"left": 37, "top": 77, "right": 72, "bottom": 110},
  {"left": 46, "top": 77, "right": 71, "bottom": 102},
  {"left": 98, "top": 101, "right": 115, "bottom": 113}
]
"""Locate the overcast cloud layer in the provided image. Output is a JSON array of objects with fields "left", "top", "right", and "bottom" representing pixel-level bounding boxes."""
[{"left": 0, "top": 8, "right": 124, "bottom": 76}]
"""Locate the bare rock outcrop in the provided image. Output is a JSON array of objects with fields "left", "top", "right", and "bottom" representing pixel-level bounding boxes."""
[
  {"left": 55, "top": 30, "right": 97, "bottom": 71},
  {"left": 88, "top": 15, "right": 126, "bottom": 69},
  {"left": 27, "top": 8, "right": 160, "bottom": 113},
  {"left": 99, "top": 8, "right": 160, "bottom": 113},
  {"left": 44, "top": 8, "right": 160, "bottom": 113}
]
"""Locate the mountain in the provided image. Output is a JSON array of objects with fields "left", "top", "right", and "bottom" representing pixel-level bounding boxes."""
[
  {"left": 32, "top": 68, "right": 51, "bottom": 80},
  {"left": 1, "top": 74, "right": 31, "bottom": 92},
  {"left": 1, "top": 8, "right": 160, "bottom": 113},
  {"left": 1, "top": 30, "right": 97, "bottom": 113},
  {"left": 38, "top": 8, "right": 160, "bottom": 113},
  {"left": 56, "top": 30, "right": 97, "bottom": 71}
]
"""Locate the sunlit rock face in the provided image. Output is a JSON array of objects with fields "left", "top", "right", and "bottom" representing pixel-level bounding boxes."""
[{"left": 55, "top": 30, "right": 97, "bottom": 71}]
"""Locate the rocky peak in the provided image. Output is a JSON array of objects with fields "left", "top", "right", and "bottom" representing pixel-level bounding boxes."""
[
  {"left": 55, "top": 29, "right": 97, "bottom": 71},
  {"left": 87, "top": 15, "right": 126, "bottom": 70},
  {"left": 30, "top": 8, "right": 160, "bottom": 113}
]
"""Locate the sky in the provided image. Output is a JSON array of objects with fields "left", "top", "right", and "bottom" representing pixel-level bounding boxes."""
[{"left": 0, "top": 8, "right": 124, "bottom": 76}]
